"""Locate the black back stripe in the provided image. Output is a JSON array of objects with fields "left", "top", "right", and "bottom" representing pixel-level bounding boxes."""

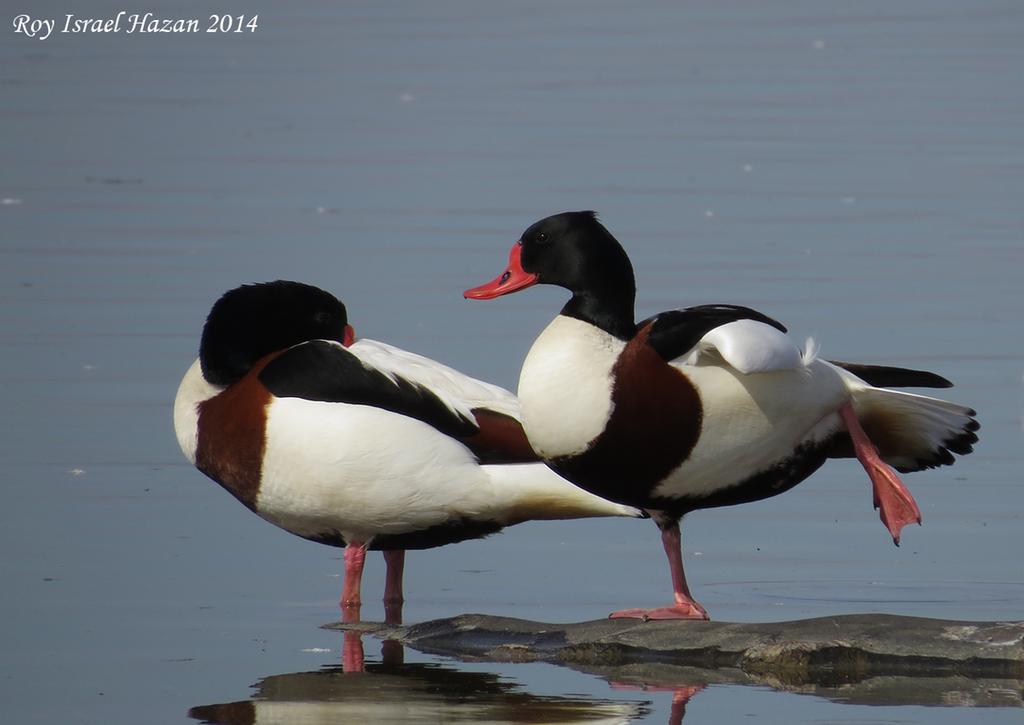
[
  {"left": 644, "top": 304, "right": 788, "bottom": 363},
  {"left": 258, "top": 340, "right": 479, "bottom": 439}
]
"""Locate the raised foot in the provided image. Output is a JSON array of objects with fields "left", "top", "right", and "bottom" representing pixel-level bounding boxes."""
[
  {"left": 838, "top": 402, "right": 922, "bottom": 546},
  {"left": 869, "top": 460, "right": 922, "bottom": 546},
  {"left": 609, "top": 604, "right": 710, "bottom": 621}
]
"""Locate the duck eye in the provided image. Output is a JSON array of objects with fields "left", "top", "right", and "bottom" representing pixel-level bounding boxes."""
[{"left": 536, "top": 232, "right": 548, "bottom": 243}]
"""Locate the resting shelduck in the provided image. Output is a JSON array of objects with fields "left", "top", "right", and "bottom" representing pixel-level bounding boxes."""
[
  {"left": 465, "top": 211, "right": 979, "bottom": 621},
  {"left": 173, "top": 280, "right": 642, "bottom": 615}
]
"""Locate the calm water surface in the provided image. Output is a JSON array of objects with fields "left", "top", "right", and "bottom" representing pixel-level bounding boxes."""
[{"left": 1, "top": 1, "right": 1021, "bottom": 722}]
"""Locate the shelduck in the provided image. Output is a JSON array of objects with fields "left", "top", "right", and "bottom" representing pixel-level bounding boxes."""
[
  {"left": 173, "top": 280, "right": 642, "bottom": 614},
  {"left": 465, "top": 211, "right": 978, "bottom": 620}
]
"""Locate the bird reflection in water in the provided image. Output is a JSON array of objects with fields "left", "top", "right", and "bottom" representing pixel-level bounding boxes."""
[
  {"left": 188, "top": 603, "right": 653, "bottom": 725},
  {"left": 610, "top": 681, "right": 706, "bottom": 725},
  {"left": 340, "top": 600, "right": 403, "bottom": 673}
]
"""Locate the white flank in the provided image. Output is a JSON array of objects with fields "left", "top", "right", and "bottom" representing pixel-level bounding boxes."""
[
  {"left": 257, "top": 398, "right": 640, "bottom": 543},
  {"left": 517, "top": 316, "right": 623, "bottom": 459},
  {"left": 172, "top": 358, "right": 223, "bottom": 464},
  {"left": 482, "top": 462, "right": 642, "bottom": 521},
  {"left": 259, "top": 399, "right": 493, "bottom": 541},
  {"left": 654, "top": 358, "right": 849, "bottom": 498}
]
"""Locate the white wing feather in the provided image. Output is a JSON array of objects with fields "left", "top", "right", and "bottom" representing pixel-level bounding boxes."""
[
  {"left": 348, "top": 338, "right": 521, "bottom": 419},
  {"left": 682, "top": 319, "right": 809, "bottom": 374}
]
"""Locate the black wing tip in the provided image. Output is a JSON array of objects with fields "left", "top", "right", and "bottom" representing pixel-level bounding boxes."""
[
  {"left": 925, "top": 373, "right": 954, "bottom": 388},
  {"left": 830, "top": 361, "right": 955, "bottom": 389},
  {"left": 946, "top": 428, "right": 980, "bottom": 454},
  {"left": 894, "top": 426, "right": 979, "bottom": 473}
]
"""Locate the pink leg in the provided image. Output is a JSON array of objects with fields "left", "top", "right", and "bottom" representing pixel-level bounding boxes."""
[
  {"left": 381, "top": 637, "right": 405, "bottom": 666},
  {"left": 339, "top": 596, "right": 363, "bottom": 671},
  {"left": 668, "top": 686, "right": 703, "bottom": 725},
  {"left": 839, "top": 402, "right": 922, "bottom": 545},
  {"left": 341, "top": 630, "right": 365, "bottom": 673},
  {"left": 341, "top": 541, "right": 367, "bottom": 612},
  {"left": 382, "top": 549, "right": 405, "bottom": 627},
  {"left": 340, "top": 542, "right": 369, "bottom": 672},
  {"left": 382, "top": 550, "right": 405, "bottom": 606},
  {"left": 609, "top": 521, "right": 710, "bottom": 621},
  {"left": 609, "top": 681, "right": 705, "bottom": 725}
]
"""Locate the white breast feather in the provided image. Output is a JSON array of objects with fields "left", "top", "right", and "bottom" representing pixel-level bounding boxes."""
[
  {"left": 172, "top": 358, "right": 223, "bottom": 464},
  {"left": 517, "top": 316, "right": 623, "bottom": 459}
]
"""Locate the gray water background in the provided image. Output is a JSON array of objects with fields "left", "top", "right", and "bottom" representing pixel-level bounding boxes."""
[{"left": 1, "top": 1, "right": 1022, "bottom": 722}]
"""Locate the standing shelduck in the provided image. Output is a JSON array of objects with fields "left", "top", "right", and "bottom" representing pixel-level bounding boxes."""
[
  {"left": 173, "top": 280, "right": 642, "bottom": 615},
  {"left": 465, "top": 211, "right": 978, "bottom": 620}
]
